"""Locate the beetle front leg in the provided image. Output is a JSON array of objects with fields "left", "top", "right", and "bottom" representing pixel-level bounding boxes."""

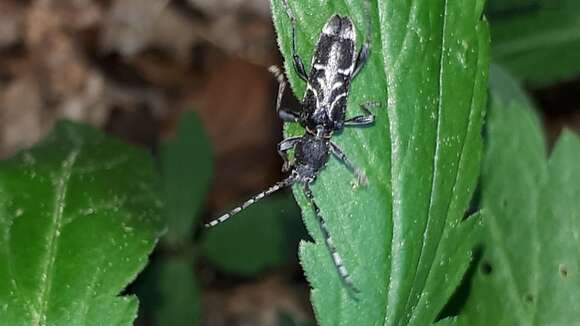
[{"left": 278, "top": 136, "right": 301, "bottom": 172}]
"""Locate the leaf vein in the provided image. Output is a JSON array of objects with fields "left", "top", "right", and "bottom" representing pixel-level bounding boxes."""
[{"left": 32, "top": 149, "right": 80, "bottom": 326}]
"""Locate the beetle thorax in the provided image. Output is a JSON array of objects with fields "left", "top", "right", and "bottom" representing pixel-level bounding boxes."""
[{"left": 293, "top": 133, "right": 330, "bottom": 183}]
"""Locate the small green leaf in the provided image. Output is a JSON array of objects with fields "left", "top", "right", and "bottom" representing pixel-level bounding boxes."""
[
  {"left": 135, "top": 112, "right": 208, "bottom": 326},
  {"left": 458, "top": 65, "right": 580, "bottom": 325},
  {"left": 0, "top": 121, "right": 164, "bottom": 325},
  {"left": 487, "top": 0, "right": 580, "bottom": 87},
  {"left": 154, "top": 256, "right": 199, "bottom": 326},
  {"left": 161, "top": 111, "right": 212, "bottom": 247},
  {"left": 200, "top": 196, "right": 304, "bottom": 276},
  {"left": 271, "top": 0, "right": 489, "bottom": 325},
  {"left": 134, "top": 255, "right": 199, "bottom": 326}
]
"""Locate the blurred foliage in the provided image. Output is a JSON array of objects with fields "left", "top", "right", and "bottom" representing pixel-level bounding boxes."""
[
  {"left": 486, "top": 0, "right": 580, "bottom": 87},
  {"left": 277, "top": 311, "right": 317, "bottom": 326},
  {"left": 136, "top": 111, "right": 211, "bottom": 326},
  {"left": 272, "top": 0, "right": 489, "bottom": 325},
  {"left": 138, "top": 255, "right": 199, "bottom": 326},
  {"left": 160, "top": 111, "right": 213, "bottom": 248},
  {"left": 153, "top": 257, "right": 199, "bottom": 326},
  {"left": 456, "top": 65, "right": 580, "bottom": 325},
  {"left": 137, "top": 110, "right": 307, "bottom": 325},
  {"left": 200, "top": 196, "right": 305, "bottom": 276},
  {"left": 0, "top": 121, "right": 164, "bottom": 325}
]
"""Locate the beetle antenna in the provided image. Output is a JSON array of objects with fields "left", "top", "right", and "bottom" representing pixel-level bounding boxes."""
[{"left": 204, "top": 175, "right": 296, "bottom": 228}]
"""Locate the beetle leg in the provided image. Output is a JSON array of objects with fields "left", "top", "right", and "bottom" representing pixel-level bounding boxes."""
[
  {"left": 329, "top": 142, "right": 367, "bottom": 186},
  {"left": 278, "top": 136, "right": 301, "bottom": 171}
]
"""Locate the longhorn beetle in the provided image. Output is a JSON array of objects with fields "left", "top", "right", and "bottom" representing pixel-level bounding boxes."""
[{"left": 204, "top": 0, "right": 378, "bottom": 295}]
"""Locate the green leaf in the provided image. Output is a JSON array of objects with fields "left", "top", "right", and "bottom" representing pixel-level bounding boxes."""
[
  {"left": 135, "top": 111, "right": 209, "bottom": 325},
  {"left": 0, "top": 121, "right": 164, "bottom": 325},
  {"left": 144, "top": 255, "right": 199, "bottom": 326},
  {"left": 200, "top": 196, "right": 304, "bottom": 276},
  {"left": 271, "top": 0, "right": 489, "bottom": 325},
  {"left": 134, "top": 255, "right": 200, "bottom": 326},
  {"left": 458, "top": 65, "right": 580, "bottom": 325},
  {"left": 153, "top": 256, "right": 199, "bottom": 326},
  {"left": 160, "top": 111, "right": 212, "bottom": 247},
  {"left": 135, "top": 112, "right": 208, "bottom": 326},
  {"left": 487, "top": 0, "right": 580, "bottom": 87}
]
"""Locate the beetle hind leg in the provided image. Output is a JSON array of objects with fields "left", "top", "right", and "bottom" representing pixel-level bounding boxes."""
[{"left": 303, "top": 183, "right": 361, "bottom": 298}]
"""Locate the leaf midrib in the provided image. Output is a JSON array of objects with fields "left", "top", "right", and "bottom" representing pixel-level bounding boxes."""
[
  {"left": 32, "top": 149, "right": 79, "bottom": 326},
  {"left": 383, "top": 2, "right": 412, "bottom": 323}
]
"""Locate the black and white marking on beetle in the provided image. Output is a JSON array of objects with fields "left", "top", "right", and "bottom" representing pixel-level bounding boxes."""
[{"left": 205, "top": 0, "right": 378, "bottom": 296}]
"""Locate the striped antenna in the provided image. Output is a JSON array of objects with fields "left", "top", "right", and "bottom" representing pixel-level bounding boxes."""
[{"left": 204, "top": 176, "right": 296, "bottom": 228}]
